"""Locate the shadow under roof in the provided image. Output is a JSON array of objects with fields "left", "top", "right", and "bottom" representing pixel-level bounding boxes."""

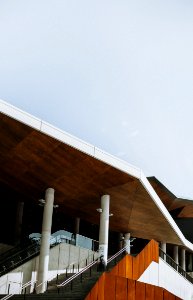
[{"left": 1, "top": 99, "right": 193, "bottom": 250}]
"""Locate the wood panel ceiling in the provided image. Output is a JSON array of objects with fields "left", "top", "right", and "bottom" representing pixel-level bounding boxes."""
[
  {"left": 0, "top": 113, "right": 183, "bottom": 245},
  {"left": 148, "top": 177, "right": 193, "bottom": 218}
]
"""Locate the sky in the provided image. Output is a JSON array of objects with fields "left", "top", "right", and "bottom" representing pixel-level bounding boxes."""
[{"left": 0, "top": 0, "right": 193, "bottom": 198}]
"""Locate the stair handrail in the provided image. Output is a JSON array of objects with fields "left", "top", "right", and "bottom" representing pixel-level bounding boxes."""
[
  {"left": 58, "top": 259, "right": 99, "bottom": 288},
  {"left": 58, "top": 246, "right": 128, "bottom": 288},
  {"left": 107, "top": 245, "right": 128, "bottom": 264},
  {"left": 42, "top": 249, "right": 99, "bottom": 289},
  {"left": 1, "top": 247, "right": 129, "bottom": 299},
  {"left": 1, "top": 280, "right": 36, "bottom": 300},
  {"left": 1, "top": 250, "right": 99, "bottom": 300},
  {"left": 0, "top": 243, "right": 40, "bottom": 277},
  {"left": 159, "top": 248, "right": 193, "bottom": 284},
  {"left": 1, "top": 244, "right": 98, "bottom": 298}
]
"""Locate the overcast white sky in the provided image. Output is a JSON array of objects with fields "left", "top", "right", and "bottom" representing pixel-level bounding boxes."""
[{"left": 1, "top": 0, "right": 193, "bottom": 198}]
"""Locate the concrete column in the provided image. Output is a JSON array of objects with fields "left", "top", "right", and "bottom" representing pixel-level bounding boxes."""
[
  {"left": 119, "top": 233, "right": 124, "bottom": 250},
  {"left": 181, "top": 248, "right": 186, "bottom": 271},
  {"left": 188, "top": 253, "right": 193, "bottom": 272},
  {"left": 36, "top": 188, "right": 54, "bottom": 293},
  {"left": 74, "top": 217, "right": 80, "bottom": 234},
  {"left": 160, "top": 242, "right": 166, "bottom": 261},
  {"left": 160, "top": 242, "right": 166, "bottom": 253},
  {"left": 173, "top": 245, "right": 179, "bottom": 265},
  {"left": 98, "top": 195, "right": 110, "bottom": 266},
  {"left": 14, "top": 201, "right": 24, "bottom": 245},
  {"left": 124, "top": 233, "right": 131, "bottom": 254}
]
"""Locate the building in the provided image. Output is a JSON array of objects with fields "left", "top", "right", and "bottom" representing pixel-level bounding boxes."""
[{"left": 1, "top": 99, "right": 193, "bottom": 299}]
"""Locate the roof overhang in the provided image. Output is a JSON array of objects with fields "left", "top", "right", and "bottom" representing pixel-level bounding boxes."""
[{"left": 1, "top": 99, "right": 193, "bottom": 251}]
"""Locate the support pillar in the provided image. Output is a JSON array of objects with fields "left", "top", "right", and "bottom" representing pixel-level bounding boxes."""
[
  {"left": 181, "top": 248, "right": 186, "bottom": 271},
  {"left": 124, "top": 233, "right": 131, "bottom": 254},
  {"left": 74, "top": 217, "right": 80, "bottom": 235},
  {"left": 160, "top": 242, "right": 166, "bottom": 261},
  {"left": 118, "top": 233, "right": 124, "bottom": 250},
  {"left": 173, "top": 245, "right": 179, "bottom": 265},
  {"left": 98, "top": 195, "right": 110, "bottom": 266},
  {"left": 14, "top": 201, "right": 24, "bottom": 245},
  {"left": 36, "top": 188, "right": 54, "bottom": 293},
  {"left": 188, "top": 253, "right": 193, "bottom": 272},
  {"left": 160, "top": 242, "right": 166, "bottom": 253}
]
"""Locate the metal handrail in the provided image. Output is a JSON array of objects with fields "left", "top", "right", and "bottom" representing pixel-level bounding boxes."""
[
  {"left": 1, "top": 249, "right": 98, "bottom": 300},
  {"left": 64, "top": 250, "right": 98, "bottom": 274},
  {"left": 107, "top": 246, "right": 128, "bottom": 264},
  {"left": 58, "top": 246, "right": 128, "bottom": 289},
  {"left": 58, "top": 259, "right": 99, "bottom": 288},
  {"left": 1, "top": 244, "right": 126, "bottom": 299},
  {"left": 1, "top": 280, "right": 36, "bottom": 300},
  {"left": 159, "top": 248, "right": 193, "bottom": 284},
  {"left": 0, "top": 243, "right": 40, "bottom": 277}
]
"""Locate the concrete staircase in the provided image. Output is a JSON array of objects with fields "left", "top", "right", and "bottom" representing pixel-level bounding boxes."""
[
  {"left": 0, "top": 251, "right": 126, "bottom": 300},
  {"left": 0, "top": 266, "right": 102, "bottom": 300}
]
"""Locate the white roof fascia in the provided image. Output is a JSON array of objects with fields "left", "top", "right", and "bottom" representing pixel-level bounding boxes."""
[
  {"left": 0, "top": 99, "right": 140, "bottom": 178},
  {"left": 0, "top": 99, "right": 41, "bottom": 130},
  {"left": 41, "top": 120, "right": 95, "bottom": 157},
  {"left": 140, "top": 172, "right": 193, "bottom": 252},
  {"left": 94, "top": 147, "right": 141, "bottom": 178}
]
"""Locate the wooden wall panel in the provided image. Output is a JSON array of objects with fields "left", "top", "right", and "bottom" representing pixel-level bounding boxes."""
[
  {"left": 118, "top": 256, "right": 126, "bottom": 277},
  {"left": 127, "top": 279, "right": 136, "bottom": 300},
  {"left": 144, "top": 240, "right": 152, "bottom": 270},
  {"left": 154, "top": 286, "right": 163, "bottom": 300},
  {"left": 152, "top": 240, "right": 159, "bottom": 263},
  {"left": 164, "top": 290, "right": 175, "bottom": 300},
  {"left": 84, "top": 275, "right": 182, "bottom": 300},
  {"left": 110, "top": 263, "right": 118, "bottom": 276},
  {"left": 133, "top": 254, "right": 140, "bottom": 280},
  {"left": 104, "top": 274, "right": 116, "bottom": 300},
  {"left": 98, "top": 273, "right": 105, "bottom": 300},
  {"left": 135, "top": 281, "right": 145, "bottom": 300},
  {"left": 90, "top": 281, "right": 98, "bottom": 300},
  {"left": 84, "top": 240, "right": 182, "bottom": 300},
  {"left": 145, "top": 284, "right": 155, "bottom": 300},
  {"left": 115, "top": 276, "right": 127, "bottom": 300},
  {"left": 125, "top": 255, "right": 133, "bottom": 279},
  {"left": 110, "top": 240, "right": 159, "bottom": 281},
  {"left": 139, "top": 248, "right": 145, "bottom": 276}
]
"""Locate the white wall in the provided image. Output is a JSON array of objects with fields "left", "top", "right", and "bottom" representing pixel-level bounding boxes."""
[
  {"left": 138, "top": 258, "right": 193, "bottom": 300},
  {"left": 0, "top": 243, "right": 96, "bottom": 295}
]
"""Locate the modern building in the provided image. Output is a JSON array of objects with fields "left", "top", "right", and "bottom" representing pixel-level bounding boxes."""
[{"left": 1, "top": 99, "right": 193, "bottom": 299}]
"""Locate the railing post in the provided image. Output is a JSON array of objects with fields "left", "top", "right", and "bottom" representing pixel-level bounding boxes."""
[
  {"left": 71, "top": 280, "right": 73, "bottom": 290},
  {"left": 33, "top": 283, "right": 36, "bottom": 294},
  {"left": 8, "top": 283, "right": 10, "bottom": 294}
]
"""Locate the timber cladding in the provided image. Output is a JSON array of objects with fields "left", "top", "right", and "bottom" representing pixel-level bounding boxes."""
[
  {"left": 85, "top": 240, "right": 182, "bottom": 300},
  {"left": 110, "top": 239, "right": 159, "bottom": 280},
  {"left": 85, "top": 274, "right": 181, "bottom": 300}
]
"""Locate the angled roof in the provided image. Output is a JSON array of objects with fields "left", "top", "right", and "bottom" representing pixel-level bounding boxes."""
[
  {"left": 1, "top": 99, "right": 193, "bottom": 252},
  {"left": 148, "top": 177, "right": 193, "bottom": 218}
]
